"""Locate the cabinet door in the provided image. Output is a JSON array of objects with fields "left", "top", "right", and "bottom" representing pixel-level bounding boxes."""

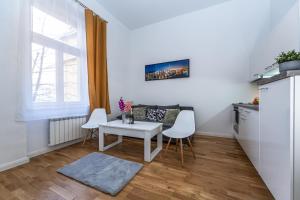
[
  {"left": 294, "top": 76, "right": 300, "bottom": 200},
  {"left": 238, "top": 108, "right": 259, "bottom": 171},
  {"left": 245, "top": 109, "right": 259, "bottom": 171},
  {"left": 238, "top": 108, "right": 246, "bottom": 148},
  {"left": 259, "top": 79, "right": 293, "bottom": 200}
]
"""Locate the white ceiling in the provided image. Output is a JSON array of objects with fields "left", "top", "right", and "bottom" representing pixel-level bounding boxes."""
[{"left": 96, "top": 0, "right": 230, "bottom": 29}]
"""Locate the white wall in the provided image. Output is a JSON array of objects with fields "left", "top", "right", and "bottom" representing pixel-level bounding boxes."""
[
  {"left": 0, "top": 0, "right": 28, "bottom": 171},
  {"left": 127, "top": 0, "right": 265, "bottom": 137},
  {"left": 251, "top": 0, "right": 300, "bottom": 75}
]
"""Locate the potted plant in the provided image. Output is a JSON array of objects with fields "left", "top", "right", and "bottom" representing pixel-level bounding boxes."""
[
  {"left": 118, "top": 97, "right": 134, "bottom": 124},
  {"left": 275, "top": 50, "right": 300, "bottom": 72},
  {"left": 124, "top": 101, "right": 134, "bottom": 124}
]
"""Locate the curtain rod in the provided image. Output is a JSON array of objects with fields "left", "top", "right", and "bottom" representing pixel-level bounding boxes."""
[{"left": 75, "top": 0, "right": 108, "bottom": 23}]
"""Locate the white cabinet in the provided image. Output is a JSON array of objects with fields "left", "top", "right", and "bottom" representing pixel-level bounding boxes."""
[
  {"left": 294, "top": 76, "right": 300, "bottom": 200},
  {"left": 238, "top": 108, "right": 259, "bottom": 171},
  {"left": 259, "top": 78, "right": 293, "bottom": 200},
  {"left": 246, "top": 109, "right": 259, "bottom": 170}
]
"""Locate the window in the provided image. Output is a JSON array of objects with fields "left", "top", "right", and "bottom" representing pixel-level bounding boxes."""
[
  {"left": 17, "top": 0, "right": 88, "bottom": 121},
  {"left": 32, "top": 6, "right": 82, "bottom": 104}
]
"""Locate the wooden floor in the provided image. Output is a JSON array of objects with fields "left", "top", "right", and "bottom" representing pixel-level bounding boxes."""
[{"left": 0, "top": 135, "right": 274, "bottom": 200}]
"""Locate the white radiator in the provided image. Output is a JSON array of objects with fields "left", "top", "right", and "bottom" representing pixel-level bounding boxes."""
[{"left": 49, "top": 116, "right": 87, "bottom": 146}]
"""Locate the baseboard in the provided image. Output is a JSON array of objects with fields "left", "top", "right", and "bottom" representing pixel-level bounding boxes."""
[
  {"left": 195, "top": 131, "right": 235, "bottom": 139},
  {"left": 0, "top": 157, "right": 30, "bottom": 172},
  {"left": 28, "top": 138, "right": 83, "bottom": 158},
  {"left": 0, "top": 139, "right": 83, "bottom": 172}
]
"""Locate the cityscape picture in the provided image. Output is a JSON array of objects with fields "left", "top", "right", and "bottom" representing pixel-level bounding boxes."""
[{"left": 145, "top": 59, "right": 190, "bottom": 81}]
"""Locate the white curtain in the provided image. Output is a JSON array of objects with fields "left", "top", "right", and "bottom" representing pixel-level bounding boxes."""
[{"left": 17, "top": 0, "right": 89, "bottom": 121}]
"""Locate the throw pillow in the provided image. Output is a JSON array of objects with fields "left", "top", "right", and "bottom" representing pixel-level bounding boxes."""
[
  {"left": 156, "top": 109, "right": 167, "bottom": 122},
  {"left": 162, "top": 109, "right": 180, "bottom": 126},
  {"left": 132, "top": 107, "right": 146, "bottom": 121},
  {"left": 145, "top": 108, "right": 157, "bottom": 121}
]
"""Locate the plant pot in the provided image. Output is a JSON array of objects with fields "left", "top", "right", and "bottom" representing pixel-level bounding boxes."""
[
  {"left": 279, "top": 60, "right": 300, "bottom": 72},
  {"left": 122, "top": 112, "right": 126, "bottom": 124},
  {"left": 126, "top": 113, "right": 134, "bottom": 124}
]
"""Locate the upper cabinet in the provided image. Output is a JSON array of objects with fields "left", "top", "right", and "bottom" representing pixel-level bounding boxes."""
[{"left": 249, "top": 0, "right": 300, "bottom": 81}]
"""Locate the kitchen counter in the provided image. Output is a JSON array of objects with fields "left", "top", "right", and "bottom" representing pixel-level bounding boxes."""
[
  {"left": 257, "top": 70, "right": 300, "bottom": 85},
  {"left": 232, "top": 103, "right": 259, "bottom": 111}
]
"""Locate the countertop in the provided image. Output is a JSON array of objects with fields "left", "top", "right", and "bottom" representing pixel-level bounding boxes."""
[
  {"left": 232, "top": 103, "right": 259, "bottom": 111},
  {"left": 257, "top": 70, "right": 300, "bottom": 85}
]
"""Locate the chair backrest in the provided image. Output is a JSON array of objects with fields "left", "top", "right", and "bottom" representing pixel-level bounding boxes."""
[
  {"left": 172, "top": 110, "right": 195, "bottom": 136},
  {"left": 87, "top": 108, "right": 107, "bottom": 125}
]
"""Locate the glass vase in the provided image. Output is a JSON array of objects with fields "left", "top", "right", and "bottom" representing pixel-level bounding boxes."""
[{"left": 122, "top": 112, "right": 126, "bottom": 124}]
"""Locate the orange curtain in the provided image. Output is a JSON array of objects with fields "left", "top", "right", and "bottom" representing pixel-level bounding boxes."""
[{"left": 85, "top": 9, "right": 111, "bottom": 114}]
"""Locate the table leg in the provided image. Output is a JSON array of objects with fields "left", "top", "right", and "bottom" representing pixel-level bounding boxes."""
[
  {"left": 99, "top": 128, "right": 104, "bottom": 151},
  {"left": 157, "top": 132, "right": 162, "bottom": 151},
  {"left": 99, "top": 128, "right": 123, "bottom": 152},
  {"left": 117, "top": 135, "right": 123, "bottom": 144},
  {"left": 144, "top": 133, "right": 163, "bottom": 162},
  {"left": 144, "top": 134, "right": 151, "bottom": 162}
]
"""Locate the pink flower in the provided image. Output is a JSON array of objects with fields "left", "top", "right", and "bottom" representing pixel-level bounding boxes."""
[
  {"left": 119, "top": 98, "right": 133, "bottom": 113},
  {"left": 124, "top": 101, "right": 132, "bottom": 113},
  {"left": 118, "top": 97, "right": 125, "bottom": 112}
]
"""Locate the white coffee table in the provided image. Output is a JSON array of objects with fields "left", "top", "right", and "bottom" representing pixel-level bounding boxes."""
[{"left": 99, "top": 120, "right": 163, "bottom": 162}]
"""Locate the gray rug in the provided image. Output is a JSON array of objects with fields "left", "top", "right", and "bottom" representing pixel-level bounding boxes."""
[{"left": 57, "top": 152, "right": 143, "bottom": 196}]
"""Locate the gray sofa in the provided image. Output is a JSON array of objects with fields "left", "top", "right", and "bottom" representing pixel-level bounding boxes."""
[{"left": 118, "top": 104, "right": 194, "bottom": 143}]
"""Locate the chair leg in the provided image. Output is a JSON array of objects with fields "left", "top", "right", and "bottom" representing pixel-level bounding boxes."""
[
  {"left": 175, "top": 139, "right": 178, "bottom": 152},
  {"left": 91, "top": 129, "right": 97, "bottom": 139},
  {"left": 90, "top": 129, "right": 96, "bottom": 139},
  {"left": 82, "top": 131, "right": 89, "bottom": 145},
  {"left": 161, "top": 137, "right": 172, "bottom": 158},
  {"left": 83, "top": 129, "right": 94, "bottom": 145},
  {"left": 187, "top": 137, "right": 196, "bottom": 160},
  {"left": 180, "top": 139, "right": 184, "bottom": 167},
  {"left": 166, "top": 137, "right": 172, "bottom": 151}
]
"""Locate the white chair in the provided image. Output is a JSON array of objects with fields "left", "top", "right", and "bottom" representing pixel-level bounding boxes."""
[
  {"left": 162, "top": 110, "right": 196, "bottom": 166},
  {"left": 81, "top": 108, "right": 107, "bottom": 145}
]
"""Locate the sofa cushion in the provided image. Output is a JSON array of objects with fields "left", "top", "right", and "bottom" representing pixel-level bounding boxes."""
[
  {"left": 132, "top": 107, "right": 146, "bottom": 121},
  {"left": 162, "top": 109, "right": 180, "bottom": 126},
  {"left": 145, "top": 108, "right": 157, "bottom": 121},
  {"left": 156, "top": 109, "right": 167, "bottom": 121}
]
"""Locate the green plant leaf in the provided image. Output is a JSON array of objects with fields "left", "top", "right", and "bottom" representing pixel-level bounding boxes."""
[{"left": 275, "top": 50, "right": 300, "bottom": 63}]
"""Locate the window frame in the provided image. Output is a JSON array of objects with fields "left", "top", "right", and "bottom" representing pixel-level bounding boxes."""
[{"left": 30, "top": 6, "right": 86, "bottom": 110}]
